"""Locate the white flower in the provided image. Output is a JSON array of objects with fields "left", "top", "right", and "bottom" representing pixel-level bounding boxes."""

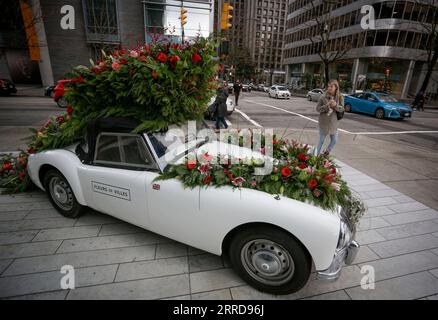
[{"left": 331, "top": 182, "right": 341, "bottom": 192}]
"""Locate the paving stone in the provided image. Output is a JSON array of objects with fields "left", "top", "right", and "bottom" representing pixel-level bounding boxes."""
[
  {"left": 433, "top": 232, "right": 438, "bottom": 238},
  {"left": 0, "top": 259, "right": 12, "bottom": 274},
  {"left": 33, "top": 226, "right": 101, "bottom": 242},
  {"left": 161, "top": 294, "right": 191, "bottom": 300},
  {"left": 368, "top": 234, "right": 438, "bottom": 258},
  {"left": 192, "top": 289, "right": 232, "bottom": 300},
  {"left": 98, "top": 223, "right": 145, "bottom": 236},
  {"left": 25, "top": 209, "right": 62, "bottom": 220},
  {"left": 364, "top": 197, "right": 399, "bottom": 208},
  {"left": 433, "top": 248, "right": 438, "bottom": 256},
  {"left": 0, "top": 230, "right": 38, "bottom": 245},
  {"left": 189, "top": 254, "right": 224, "bottom": 273},
  {"left": 422, "top": 294, "right": 438, "bottom": 300},
  {"left": 430, "top": 268, "right": 438, "bottom": 278},
  {"left": 74, "top": 213, "right": 119, "bottom": 226},
  {"left": 156, "top": 242, "right": 188, "bottom": 259},
  {"left": 303, "top": 290, "right": 351, "bottom": 300},
  {"left": 365, "top": 189, "right": 403, "bottom": 199},
  {"left": 388, "top": 202, "right": 430, "bottom": 213},
  {"left": 392, "top": 195, "right": 416, "bottom": 204},
  {"left": 115, "top": 257, "right": 188, "bottom": 282},
  {"left": 188, "top": 246, "right": 207, "bottom": 256},
  {"left": 376, "top": 221, "right": 438, "bottom": 240},
  {"left": 382, "top": 210, "right": 438, "bottom": 226},
  {"left": 357, "top": 217, "right": 391, "bottom": 231},
  {"left": 351, "top": 183, "right": 392, "bottom": 193},
  {"left": 346, "top": 271, "right": 438, "bottom": 300},
  {"left": 365, "top": 206, "right": 396, "bottom": 217},
  {"left": 352, "top": 246, "right": 380, "bottom": 264},
  {"left": 190, "top": 268, "right": 245, "bottom": 294},
  {"left": 0, "top": 217, "right": 75, "bottom": 232},
  {"left": 0, "top": 202, "right": 53, "bottom": 212},
  {"left": 3, "top": 245, "right": 156, "bottom": 276},
  {"left": 6, "top": 290, "right": 68, "bottom": 300},
  {"left": 355, "top": 230, "right": 386, "bottom": 245},
  {"left": 57, "top": 233, "right": 169, "bottom": 253},
  {"left": 0, "top": 264, "right": 118, "bottom": 298},
  {"left": 0, "top": 240, "right": 61, "bottom": 259},
  {"left": 66, "top": 274, "right": 190, "bottom": 300},
  {"left": 0, "top": 211, "right": 29, "bottom": 221},
  {"left": 359, "top": 251, "right": 438, "bottom": 281},
  {"left": 0, "top": 194, "right": 47, "bottom": 204}
]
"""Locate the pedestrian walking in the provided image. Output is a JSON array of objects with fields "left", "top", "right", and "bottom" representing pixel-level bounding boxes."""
[
  {"left": 214, "top": 82, "right": 229, "bottom": 131},
  {"left": 316, "top": 79, "right": 344, "bottom": 155},
  {"left": 412, "top": 91, "right": 425, "bottom": 111},
  {"left": 233, "top": 80, "right": 243, "bottom": 106}
]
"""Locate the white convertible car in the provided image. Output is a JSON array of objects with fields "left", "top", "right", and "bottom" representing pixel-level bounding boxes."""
[{"left": 27, "top": 118, "right": 359, "bottom": 295}]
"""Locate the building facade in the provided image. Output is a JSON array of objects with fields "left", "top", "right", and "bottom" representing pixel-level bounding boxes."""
[
  {"left": 217, "top": 0, "right": 288, "bottom": 84},
  {"left": 283, "top": 0, "right": 438, "bottom": 98},
  {"left": 1, "top": 0, "right": 214, "bottom": 86}
]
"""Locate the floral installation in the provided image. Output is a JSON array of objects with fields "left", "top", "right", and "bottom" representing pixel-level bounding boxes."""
[
  {"left": 1, "top": 34, "right": 220, "bottom": 193},
  {"left": 156, "top": 137, "right": 366, "bottom": 224}
]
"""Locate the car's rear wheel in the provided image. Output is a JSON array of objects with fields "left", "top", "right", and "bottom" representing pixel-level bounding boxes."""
[
  {"left": 375, "top": 108, "right": 385, "bottom": 119},
  {"left": 344, "top": 103, "right": 352, "bottom": 113},
  {"left": 43, "top": 169, "right": 85, "bottom": 219},
  {"left": 228, "top": 226, "right": 311, "bottom": 295},
  {"left": 57, "top": 96, "right": 68, "bottom": 108}
]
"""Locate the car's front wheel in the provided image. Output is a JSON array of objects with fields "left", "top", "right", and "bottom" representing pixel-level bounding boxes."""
[
  {"left": 375, "top": 108, "right": 385, "bottom": 119},
  {"left": 43, "top": 169, "right": 85, "bottom": 219},
  {"left": 344, "top": 103, "right": 352, "bottom": 113},
  {"left": 228, "top": 226, "right": 311, "bottom": 295},
  {"left": 308, "top": 95, "right": 312, "bottom": 101}
]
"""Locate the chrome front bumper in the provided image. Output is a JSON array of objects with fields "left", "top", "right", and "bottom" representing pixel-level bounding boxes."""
[{"left": 317, "top": 240, "right": 360, "bottom": 281}]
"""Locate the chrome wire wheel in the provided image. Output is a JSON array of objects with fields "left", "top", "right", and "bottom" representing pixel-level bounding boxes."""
[
  {"left": 241, "top": 239, "right": 295, "bottom": 286},
  {"left": 49, "top": 177, "right": 74, "bottom": 211},
  {"left": 376, "top": 108, "right": 385, "bottom": 119}
]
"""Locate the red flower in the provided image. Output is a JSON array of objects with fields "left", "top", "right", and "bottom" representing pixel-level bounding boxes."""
[
  {"left": 281, "top": 166, "right": 292, "bottom": 178},
  {"left": 139, "top": 56, "right": 147, "bottom": 62},
  {"left": 331, "top": 168, "right": 337, "bottom": 175},
  {"left": 27, "top": 147, "right": 36, "bottom": 154},
  {"left": 67, "top": 106, "right": 74, "bottom": 115},
  {"left": 186, "top": 161, "right": 197, "bottom": 171},
  {"left": 299, "top": 163, "right": 307, "bottom": 169},
  {"left": 18, "top": 171, "right": 26, "bottom": 180},
  {"left": 192, "top": 52, "right": 202, "bottom": 64},
  {"left": 273, "top": 139, "right": 279, "bottom": 145},
  {"left": 297, "top": 153, "right": 309, "bottom": 161},
  {"left": 2, "top": 162, "right": 13, "bottom": 171},
  {"left": 203, "top": 176, "right": 212, "bottom": 185},
  {"left": 313, "top": 189, "right": 322, "bottom": 198},
  {"left": 152, "top": 70, "right": 158, "bottom": 80},
  {"left": 92, "top": 67, "right": 100, "bottom": 75},
  {"left": 112, "top": 62, "right": 121, "bottom": 71},
  {"left": 170, "top": 55, "right": 181, "bottom": 68},
  {"left": 119, "top": 58, "right": 128, "bottom": 64},
  {"left": 56, "top": 116, "right": 65, "bottom": 124},
  {"left": 308, "top": 179, "right": 318, "bottom": 189},
  {"left": 157, "top": 52, "right": 168, "bottom": 63}
]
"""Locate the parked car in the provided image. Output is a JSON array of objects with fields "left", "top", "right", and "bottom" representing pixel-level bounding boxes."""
[
  {"left": 344, "top": 92, "right": 413, "bottom": 119},
  {"left": 269, "top": 85, "right": 291, "bottom": 99},
  {"left": 44, "top": 85, "right": 55, "bottom": 98},
  {"left": 307, "top": 89, "right": 324, "bottom": 102},
  {"left": 0, "top": 79, "right": 17, "bottom": 96},
  {"left": 205, "top": 96, "right": 235, "bottom": 119},
  {"left": 227, "top": 82, "right": 234, "bottom": 94},
  {"left": 241, "top": 83, "right": 250, "bottom": 92},
  {"left": 27, "top": 118, "right": 359, "bottom": 295}
]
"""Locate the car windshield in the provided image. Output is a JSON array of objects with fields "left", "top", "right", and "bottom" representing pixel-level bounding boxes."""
[
  {"left": 278, "top": 87, "right": 288, "bottom": 91},
  {"left": 376, "top": 94, "right": 398, "bottom": 102}
]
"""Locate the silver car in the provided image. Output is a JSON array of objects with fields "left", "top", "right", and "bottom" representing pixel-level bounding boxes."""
[{"left": 307, "top": 89, "right": 324, "bottom": 102}]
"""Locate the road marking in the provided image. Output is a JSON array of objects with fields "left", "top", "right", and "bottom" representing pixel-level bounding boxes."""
[
  {"left": 235, "top": 108, "right": 263, "bottom": 128},
  {"left": 244, "top": 99, "right": 438, "bottom": 136}
]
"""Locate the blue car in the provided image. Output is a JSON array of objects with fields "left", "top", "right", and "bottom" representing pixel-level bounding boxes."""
[{"left": 344, "top": 92, "right": 413, "bottom": 119}]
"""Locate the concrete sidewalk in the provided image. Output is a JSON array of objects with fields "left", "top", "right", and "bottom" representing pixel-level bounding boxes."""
[{"left": 0, "top": 159, "right": 437, "bottom": 300}]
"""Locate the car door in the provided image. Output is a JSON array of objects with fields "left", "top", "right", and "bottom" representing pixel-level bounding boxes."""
[
  {"left": 77, "top": 132, "right": 159, "bottom": 228},
  {"left": 364, "top": 93, "right": 379, "bottom": 114},
  {"left": 354, "top": 93, "right": 367, "bottom": 113}
]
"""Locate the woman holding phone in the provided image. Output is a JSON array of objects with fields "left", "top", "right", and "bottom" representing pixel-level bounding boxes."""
[{"left": 315, "top": 80, "right": 344, "bottom": 155}]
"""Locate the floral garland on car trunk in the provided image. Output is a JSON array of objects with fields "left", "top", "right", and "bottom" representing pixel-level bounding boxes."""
[
  {"left": 1, "top": 35, "right": 219, "bottom": 193},
  {"left": 157, "top": 138, "right": 365, "bottom": 224}
]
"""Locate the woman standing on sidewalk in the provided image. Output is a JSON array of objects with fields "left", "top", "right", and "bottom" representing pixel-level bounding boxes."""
[{"left": 316, "top": 79, "right": 344, "bottom": 155}]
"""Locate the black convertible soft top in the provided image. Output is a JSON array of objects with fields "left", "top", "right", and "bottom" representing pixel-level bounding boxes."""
[{"left": 76, "top": 117, "right": 141, "bottom": 164}]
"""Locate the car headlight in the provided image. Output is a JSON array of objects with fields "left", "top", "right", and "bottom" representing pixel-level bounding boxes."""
[{"left": 337, "top": 219, "right": 352, "bottom": 250}]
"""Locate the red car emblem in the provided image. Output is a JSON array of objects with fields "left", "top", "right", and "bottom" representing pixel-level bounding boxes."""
[{"left": 152, "top": 184, "right": 160, "bottom": 191}]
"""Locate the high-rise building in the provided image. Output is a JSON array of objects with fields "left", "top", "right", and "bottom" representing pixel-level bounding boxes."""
[
  {"left": 283, "top": 0, "right": 438, "bottom": 98},
  {"left": 216, "top": 0, "right": 288, "bottom": 84}
]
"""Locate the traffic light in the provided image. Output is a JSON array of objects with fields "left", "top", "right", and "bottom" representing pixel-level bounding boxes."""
[
  {"left": 180, "top": 7, "right": 188, "bottom": 27},
  {"left": 221, "top": 3, "right": 233, "bottom": 30}
]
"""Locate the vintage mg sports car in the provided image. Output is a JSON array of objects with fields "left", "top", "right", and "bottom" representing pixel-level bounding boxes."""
[{"left": 27, "top": 118, "right": 359, "bottom": 295}]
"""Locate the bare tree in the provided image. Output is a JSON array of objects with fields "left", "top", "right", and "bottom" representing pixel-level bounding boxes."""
[
  {"left": 303, "top": 0, "right": 352, "bottom": 86},
  {"left": 414, "top": 0, "right": 438, "bottom": 94}
]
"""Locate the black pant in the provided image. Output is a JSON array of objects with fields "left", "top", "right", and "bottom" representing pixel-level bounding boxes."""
[
  {"left": 235, "top": 93, "right": 240, "bottom": 105},
  {"left": 215, "top": 117, "right": 228, "bottom": 129}
]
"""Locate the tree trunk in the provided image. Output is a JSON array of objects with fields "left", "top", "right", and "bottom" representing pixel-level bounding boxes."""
[
  {"left": 420, "top": 50, "right": 438, "bottom": 93},
  {"left": 324, "top": 62, "right": 330, "bottom": 88}
]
